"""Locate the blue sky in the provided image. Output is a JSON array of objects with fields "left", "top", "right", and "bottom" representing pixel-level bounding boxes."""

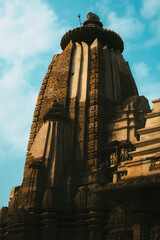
[{"left": 0, "top": 0, "right": 160, "bottom": 208}]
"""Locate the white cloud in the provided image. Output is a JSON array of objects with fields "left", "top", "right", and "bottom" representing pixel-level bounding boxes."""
[
  {"left": 132, "top": 62, "right": 149, "bottom": 80},
  {"left": 0, "top": 60, "right": 37, "bottom": 152},
  {"left": 95, "top": 1, "right": 144, "bottom": 41},
  {"left": 0, "top": 0, "right": 65, "bottom": 59},
  {"left": 0, "top": 0, "right": 66, "bottom": 164},
  {"left": 0, "top": 146, "right": 6, "bottom": 167},
  {"left": 140, "top": 0, "right": 160, "bottom": 47},
  {"left": 141, "top": 0, "right": 160, "bottom": 19},
  {"left": 145, "top": 17, "right": 160, "bottom": 46},
  {"left": 157, "top": 63, "right": 160, "bottom": 70},
  {"left": 0, "top": 61, "right": 25, "bottom": 89},
  {"left": 96, "top": 0, "right": 111, "bottom": 17},
  {"left": 132, "top": 62, "right": 160, "bottom": 103},
  {"left": 107, "top": 12, "right": 144, "bottom": 40}
]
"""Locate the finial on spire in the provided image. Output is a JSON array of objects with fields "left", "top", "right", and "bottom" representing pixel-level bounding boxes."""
[
  {"left": 86, "top": 12, "right": 100, "bottom": 21},
  {"left": 83, "top": 12, "right": 103, "bottom": 28}
]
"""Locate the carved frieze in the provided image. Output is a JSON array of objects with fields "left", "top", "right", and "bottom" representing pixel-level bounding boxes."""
[
  {"left": 110, "top": 152, "right": 118, "bottom": 165},
  {"left": 149, "top": 159, "right": 160, "bottom": 171},
  {"left": 120, "top": 147, "right": 132, "bottom": 162},
  {"left": 105, "top": 141, "right": 133, "bottom": 167}
]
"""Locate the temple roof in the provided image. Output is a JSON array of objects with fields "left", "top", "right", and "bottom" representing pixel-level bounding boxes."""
[{"left": 60, "top": 12, "right": 124, "bottom": 52}]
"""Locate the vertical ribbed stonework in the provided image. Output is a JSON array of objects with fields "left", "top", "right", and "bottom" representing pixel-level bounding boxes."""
[
  {"left": 22, "top": 42, "right": 73, "bottom": 187},
  {"left": 68, "top": 42, "right": 82, "bottom": 164},
  {"left": 68, "top": 41, "right": 89, "bottom": 169},
  {"left": 77, "top": 42, "right": 89, "bottom": 169},
  {"left": 103, "top": 46, "right": 113, "bottom": 101},
  {"left": 110, "top": 48, "right": 121, "bottom": 103},
  {"left": 87, "top": 39, "right": 105, "bottom": 184}
]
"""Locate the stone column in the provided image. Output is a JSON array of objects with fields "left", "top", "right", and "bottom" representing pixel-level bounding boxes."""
[
  {"left": 130, "top": 212, "right": 152, "bottom": 240},
  {"left": 86, "top": 211, "right": 105, "bottom": 240}
]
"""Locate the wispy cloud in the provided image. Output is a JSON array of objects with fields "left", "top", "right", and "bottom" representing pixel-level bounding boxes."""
[
  {"left": 0, "top": 0, "right": 66, "bottom": 164},
  {"left": 140, "top": 0, "right": 160, "bottom": 47},
  {"left": 0, "top": 60, "right": 37, "bottom": 151},
  {"left": 132, "top": 62, "right": 149, "bottom": 80},
  {"left": 132, "top": 62, "right": 160, "bottom": 103},
  {"left": 141, "top": 0, "right": 160, "bottom": 19},
  {"left": 96, "top": 1, "right": 144, "bottom": 42},
  {"left": 145, "top": 17, "right": 160, "bottom": 46},
  {"left": 157, "top": 63, "right": 160, "bottom": 70},
  {"left": 0, "top": 0, "right": 65, "bottom": 59},
  {"left": 107, "top": 11, "right": 144, "bottom": 40}
]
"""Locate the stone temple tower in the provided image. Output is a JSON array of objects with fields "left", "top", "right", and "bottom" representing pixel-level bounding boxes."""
[{"left": 1, "top": 12, "right": 160, "bottom": 240}]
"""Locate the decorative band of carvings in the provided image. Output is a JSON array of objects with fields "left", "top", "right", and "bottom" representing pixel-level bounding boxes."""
[
  {"left": 149, "top": 159, "right": 160, "bottom": 171},
  {"left": 87, "top": 45, "right": 104, "bottom": 172}
]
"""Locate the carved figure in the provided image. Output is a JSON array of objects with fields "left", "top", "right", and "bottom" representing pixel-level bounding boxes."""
[
  {"left": 120, "top": 148, "right": 131, "bottom": 162},
  {"left": 120, "top": 148, "right": 125, "bottom": 161},
  {"left": 110, "top": 152, "right": 118, "bottom": 165}
]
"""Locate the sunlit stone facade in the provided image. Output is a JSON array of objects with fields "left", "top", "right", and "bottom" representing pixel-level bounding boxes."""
[{"left": 1, "top": 13, "right": 160, "bottom": 240}]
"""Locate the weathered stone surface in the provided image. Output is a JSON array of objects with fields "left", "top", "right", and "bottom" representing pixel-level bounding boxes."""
[{"left": 2, "top": 13, "right": 160, "bottom": 240}]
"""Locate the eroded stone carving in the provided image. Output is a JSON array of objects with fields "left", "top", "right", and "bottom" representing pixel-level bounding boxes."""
[
  {"left": 110, "top": 152, "right": 118, "bottom": 165},
  {"left": 120, "top": 147, "right": 131, "bottom": 162},
  {"left": 149, "top": 159, "right": 160, "bottom": 171}
]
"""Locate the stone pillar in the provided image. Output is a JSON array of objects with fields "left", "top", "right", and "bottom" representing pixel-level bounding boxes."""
[
  {"left": 130, "top": 213, "right": 152, "bottom": 240},
  {"left": 86, "top": 210, "right": 105, "bottom": 240}
]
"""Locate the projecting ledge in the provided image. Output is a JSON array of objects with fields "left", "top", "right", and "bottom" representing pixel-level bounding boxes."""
[
  {"left": 137, "top": 125, "right": 160, "bottom": 134},
  {"left": 94, "top": 175, "right": 160, "bottom": 194},
  {"left": 130, "top": 146, "right": 160, "bottom": 157},
  {"left": 145, "top": 111, "right": 160, "bottom": 119},
  {"left": 113, "top": 116, "right": 135, "bottom": 123},
  {"left": 133, "top": 137, "right": 160, "bottom": 148}
]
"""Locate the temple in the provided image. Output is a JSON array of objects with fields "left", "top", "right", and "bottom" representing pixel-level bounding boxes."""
[{"left": 1, "top": 12, "right": 160, "bottom": 240}]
